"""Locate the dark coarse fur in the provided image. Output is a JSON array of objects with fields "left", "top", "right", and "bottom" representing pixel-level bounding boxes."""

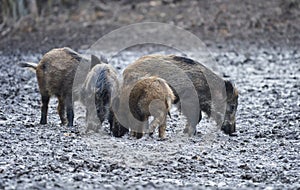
[
  {"left": 81, "top": 61, "right": 128, "bottom": 137},
  {"left": 18, "top": 47, "right": 94, "bottom": 127},
  {"left": 169, "top": 55, "right": 238, "bottom": 135},
  {"left": 123, "top": 54, "right": 238, "bottom": 136},
  {"left": 128, "top": 76, "right": 175, "bottom": 139},
  {"left": 172, "top": 56, "right": 197, "bottom": 65}
]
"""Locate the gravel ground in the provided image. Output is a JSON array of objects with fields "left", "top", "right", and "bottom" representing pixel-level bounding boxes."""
[
  {"left": 0, "top": 43, "right": 299, "bottom": 189},
  {"left": 0, "top": 0, "right": 299, "bottom": 189}
]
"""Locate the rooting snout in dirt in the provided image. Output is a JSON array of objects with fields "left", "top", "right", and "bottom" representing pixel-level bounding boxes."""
[
  {"left": 123, "top": 55, "right": 239, "bottom": 136},
  {"left": 81, "top": 58, "right": 128, "bottom": 137}
]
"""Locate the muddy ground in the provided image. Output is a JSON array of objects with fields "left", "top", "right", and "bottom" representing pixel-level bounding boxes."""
[{"left": 0, "top": 0, "right": 299, "bottom": 189}]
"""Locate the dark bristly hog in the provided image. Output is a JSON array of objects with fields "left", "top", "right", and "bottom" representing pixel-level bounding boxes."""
[
  {"left": 122, "top": 54, "right": 238, "bottom": 136},
  {"left": 18, "top": 47, "right": 98, "bottom": 127},
  {"left": 127, "top": 76, "right": 175, "bottom": 139},
  {"left": 81, "top": 59, "right": 128, "bottom": 137}
]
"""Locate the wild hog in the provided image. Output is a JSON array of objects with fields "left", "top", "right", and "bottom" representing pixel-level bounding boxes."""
[
  {"left": 126, "top": 76, "right": 175, "bottom": 139},
  {"left": 18, "top": 47, "right": 98, "bottom": 127},
  {"left": 81, "top": 62, "right": 128, "bottom": 137},
  {"left": 122, "top": 54, "right": 238, "bottom": 136}
]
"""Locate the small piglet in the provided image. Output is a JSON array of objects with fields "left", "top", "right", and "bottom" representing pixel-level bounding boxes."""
[{"left": 128, "top": 76, "right": 175, "bottom": 139}]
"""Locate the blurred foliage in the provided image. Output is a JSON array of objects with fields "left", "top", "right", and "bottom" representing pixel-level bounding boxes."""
[{"left": 0, "top": 0, "right": 80, "bottom": 24}]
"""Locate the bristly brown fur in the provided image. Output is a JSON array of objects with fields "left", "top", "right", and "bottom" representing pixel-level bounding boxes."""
[
  {"left": 128, "top": 76, "right": 175, "bottom": 139},
  {"left": 19, "top": 47, "right": 93, "bottom": 127}
]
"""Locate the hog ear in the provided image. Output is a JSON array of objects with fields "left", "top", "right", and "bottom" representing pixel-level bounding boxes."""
[
  {"left": 225, "top": 80, "right": 234, "bottom": 96},
  {"left": 99, "top": 55, "right": 108, "bottom": 64},
  {"left": 91, "top": 54, "right": 102, "bottom": 68}
]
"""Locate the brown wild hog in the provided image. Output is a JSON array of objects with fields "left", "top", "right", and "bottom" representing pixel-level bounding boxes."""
[
  {"left": 81, "top": 63, "right": 128, "bottom": 137},
  {"left": 126, "top": 76, "right": 175, "bottom": 139},
  {"left": 123, "top": 55, "right": 238, "bottom": 136},
  {"left": 18, "top": 47, "right": 99, "bottom": 127}
]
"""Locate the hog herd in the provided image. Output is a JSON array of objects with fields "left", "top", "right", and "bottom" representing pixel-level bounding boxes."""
[{"left": 19, "top": 47, "right": 239, "bottom": 139}]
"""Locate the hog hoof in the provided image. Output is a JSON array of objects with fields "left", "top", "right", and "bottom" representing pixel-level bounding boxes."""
[
  {"left": 135, "top": 132, "right": 144, "bottom": 139},
  {"left": 183, "top": 126, "right": 196, "bottom": 136},
  {"left": 183, "top": 127, "right": 188, "bottom": 134},
  {"left": 157, "top": 137, "right": 168, "bottom": 141},
  {"left": 70, "top": 127, "right": 79, "bottom": 134},
  {"left": 149, "top": 132, "right": 154, "bottom": 137},
  {"left": 94, "top": 127, "right": 100, "bottom": 133},
  {"left": 40, "top": 121, "right": 47, "bottom": 125}
]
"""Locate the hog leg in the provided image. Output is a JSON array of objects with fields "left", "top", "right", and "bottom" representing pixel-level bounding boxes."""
[
  {"left": 85, "top": 104, "right": 101, "bottom": 133},
  {"left": 134, "top": 131, "right": 144, "bottom": 139},
  {"left": 149, "top": 109, "right": 165, "bottom": 136},
  {"left": 133, "top": 121, "right": 145, "bottom": 139},
  {"left": 96, "top": 107, "right": 106, "bottom": 133},
  {"left": 108, "top": 109, "right": 114, "bottom": 134},
  {"left": 57, "top": 96, "right": 66, "bottom": 125},
  {"left": 40, "top": 95, "right": 50, "bottom": 124},
  {"left": 183, "top": 111, "right": 201, "bottom": 136},
  {"left": 65, "top": 96, "right": 74, "bottom": 127},
  {"left": 158, "top": 116, "right": 167, "bottom": 139},
  {"left": 131, "top": 114, "right": 146, "bottom": 139},
  {"left": 108, "top": 110, "right": 128, "bottom": 137},
  {"left": 184, "top": 123, "right": 197, "bottom": 136},
  {"left": 143, "top": 120, "right": 151, "bottom": 136},
  {"left": 85, "top": 109, "right": 93, "bottom": 133}
]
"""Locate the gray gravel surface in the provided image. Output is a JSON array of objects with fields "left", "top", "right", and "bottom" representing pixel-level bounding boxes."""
[{"left": 0, "top": 43, "right": 299, "bottom": 189}]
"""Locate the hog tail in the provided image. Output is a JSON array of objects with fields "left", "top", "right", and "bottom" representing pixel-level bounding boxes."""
[
  {"left": 166, "top": 96, "right": 172, "bottom": 110},
  {"left": 18, "top": 61, "right": 38, "bottom": 71},
  {"left": 168, "top": 111, "right": 171, "bottom": 118}
]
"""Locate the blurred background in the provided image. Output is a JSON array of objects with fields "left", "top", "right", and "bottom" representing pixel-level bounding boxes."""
[{"left": 0, "top": 0, "right": 299, "bottom": 53}]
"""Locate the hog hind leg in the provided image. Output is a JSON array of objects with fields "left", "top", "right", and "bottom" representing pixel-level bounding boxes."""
[
  {"left": 149, "top": 110, "right": 165, "bottom": 136},
  {"left": 158, "top": 116, "right": 167, "bottom": 139},
  {"left": 65, "top": 96, "right": 74, "bottom": 127},
  {"left": 183, "top": 111, "right": 201, "bottom": 136},
  {"left": 57, "top": 95, "right": 66, "bottom": 125},
  {"left": 40, "top": 94, "right": 50, "bottom": 124},
  {"left": 85, "top": 106, "right": 100, "bottom": 133},
  {"left": 108, "top": 110, "right": 129, "bottom": 137}
]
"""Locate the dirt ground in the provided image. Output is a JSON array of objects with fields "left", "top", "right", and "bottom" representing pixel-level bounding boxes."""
[{"left": 0, "top": 0, "right": 299, "bottom": 189}]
